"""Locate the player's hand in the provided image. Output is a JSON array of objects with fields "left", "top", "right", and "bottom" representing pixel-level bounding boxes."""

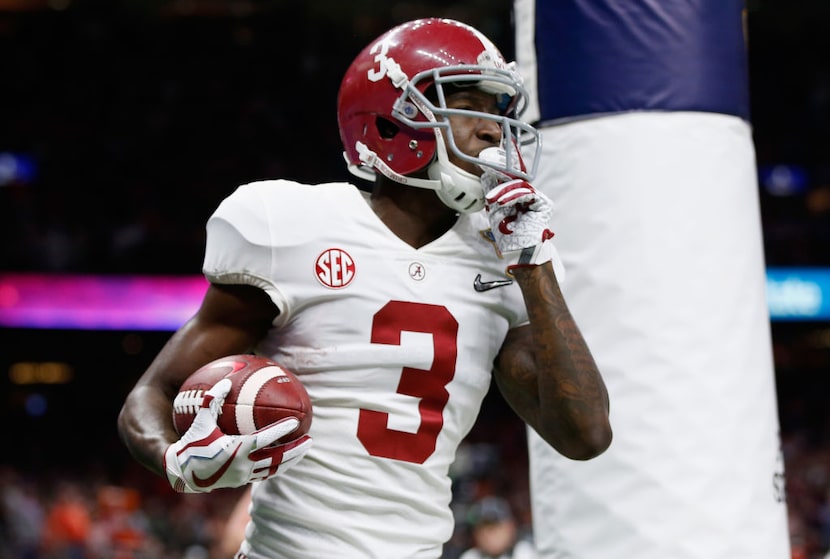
[
  {"left": 484, "top": 177, "right": 556, "bottom": 273},
  {"left": 479, "top": 145, "right": 523, "bottom": 191},
  {"left": 163, "top": 378, "right": 312, "bottom": 493}
]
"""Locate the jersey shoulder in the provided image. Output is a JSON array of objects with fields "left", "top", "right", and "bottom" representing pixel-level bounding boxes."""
[
  {"left": 203, "top": 179, "right": 366, "bottom": 288},
  {"left": 218, "top": 179, "right": 362, "bottom": 219},
  {"left": 209, "top": 179, "right": 364, "bottom": 244}
]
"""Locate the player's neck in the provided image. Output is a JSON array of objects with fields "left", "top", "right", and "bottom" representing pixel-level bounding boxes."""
[{"left": 370, "top": 182, "right": 459, "bottom": 249}]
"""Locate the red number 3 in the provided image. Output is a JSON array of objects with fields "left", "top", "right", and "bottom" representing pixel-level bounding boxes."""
[{"left": 357, "top": 301, "right": 458, "bottom": 464}]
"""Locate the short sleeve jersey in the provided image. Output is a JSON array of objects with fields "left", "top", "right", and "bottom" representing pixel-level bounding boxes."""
[{"left": 203, "top": 180, "right": 532, "bottom": 559}]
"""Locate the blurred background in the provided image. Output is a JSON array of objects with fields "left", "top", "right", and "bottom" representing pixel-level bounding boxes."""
[{"left": 0, "top": 1, "right": 829, "bottom": 558}]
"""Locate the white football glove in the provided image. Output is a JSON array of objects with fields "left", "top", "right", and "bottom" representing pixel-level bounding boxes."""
[
  {"left": 479, "top": 145, "right": 524, "bottom": 191},
  {"left": 164, "top": 378, "right": 312, "bottom": 494},
  {"left": 479, "top": 148, "right": 555, "bottom": 274}
]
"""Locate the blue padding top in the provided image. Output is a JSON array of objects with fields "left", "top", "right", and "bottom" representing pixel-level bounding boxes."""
[{"left": 532, "top": 0, "right": 750, "bottom": 124}]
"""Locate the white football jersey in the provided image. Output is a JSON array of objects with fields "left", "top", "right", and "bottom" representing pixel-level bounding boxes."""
[{"left": 203, "top": 180, "right": 534, "bottom": 559}]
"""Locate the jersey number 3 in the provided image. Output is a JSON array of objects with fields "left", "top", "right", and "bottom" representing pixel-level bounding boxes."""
[{"left": 357, "top": 301, "right": 458, "bottom": 464}]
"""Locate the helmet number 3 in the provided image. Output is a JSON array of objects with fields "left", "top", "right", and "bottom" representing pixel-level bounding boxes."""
[
  {"left": 357, "top": 301, "right": 458, "bottom": 464},
  {"left": 367, "top": 39, "right": 392, "bottom": 82}
]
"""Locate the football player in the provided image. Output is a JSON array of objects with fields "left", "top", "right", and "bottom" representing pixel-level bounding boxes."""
[{"left": 118, "top": 18, "right": 611, "bottom": 559}]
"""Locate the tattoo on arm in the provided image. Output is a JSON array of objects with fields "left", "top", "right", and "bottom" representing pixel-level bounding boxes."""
[{"left": 499, "top": 265, "right": 610, "bottom": 454}]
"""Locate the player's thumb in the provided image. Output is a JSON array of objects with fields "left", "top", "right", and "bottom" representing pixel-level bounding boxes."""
[
  {"left": 255, "top": 417, "right": 300, "bottom": 448},
  {"left": 202, "top": 378, "right": 232, "bottom": 416},
  {"left": 185, "top": 377, "right": 232, "bottom": 436}
]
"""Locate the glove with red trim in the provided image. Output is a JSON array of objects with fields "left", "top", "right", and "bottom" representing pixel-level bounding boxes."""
[
  {"left": 164, "top": 378, "right": 312, "bottom": 493},
  {"left": 480, "top": 146, "right": 556, "bottom": 273}
]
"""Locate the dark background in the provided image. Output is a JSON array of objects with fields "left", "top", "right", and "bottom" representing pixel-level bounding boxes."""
[
  {"left": 1, "top": 0, "right": 828, "bottom": 274},
  {"left": 0, "top": 0, "right": 829, "bottom": 556}
]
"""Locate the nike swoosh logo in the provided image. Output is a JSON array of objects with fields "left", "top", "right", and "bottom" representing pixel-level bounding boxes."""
[
  {"left": 473, "top": 273, "right": 514, "bottom": 292},
  {"left": 191, "top": 442, "right": 243, "bottom": 488}
]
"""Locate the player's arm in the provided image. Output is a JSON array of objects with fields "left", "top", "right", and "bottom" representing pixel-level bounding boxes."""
[
  {"left": 482, "top": 174, "right": 611, "bottom": 460},
  {"left": 494, "top": 264, "right": 611, "bottom": 461},
  {"left": 117, "top": 282, "right": 279, "bottom": 476}
]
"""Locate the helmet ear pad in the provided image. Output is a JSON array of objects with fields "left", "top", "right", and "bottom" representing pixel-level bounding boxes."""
[
  {"left": 339, "top": 111, "right": 437, "bottom": 178},
  {"left": 372, "top": 116, "right": 437, "bottom": 177}
]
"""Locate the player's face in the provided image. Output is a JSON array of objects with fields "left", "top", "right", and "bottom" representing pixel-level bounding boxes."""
[{"left": 444, "top": 89, "right": 503, "bottom": 177}]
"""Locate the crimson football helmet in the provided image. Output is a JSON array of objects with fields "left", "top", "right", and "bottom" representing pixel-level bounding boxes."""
[{"left": 337, "top": 18, "right": 541, "bottom": 213}]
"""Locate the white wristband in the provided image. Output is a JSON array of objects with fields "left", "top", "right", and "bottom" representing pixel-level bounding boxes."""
[
  {"left": 503, "top": 238, "right": 566, "bottom": 283},
  {"left": 505, "top": 241, "right": 553, "bottom": 269}
]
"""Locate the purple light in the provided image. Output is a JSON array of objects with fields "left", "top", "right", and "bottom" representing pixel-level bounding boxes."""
[{"left": 0, "top": 273, "right": 208, "bottom": 330}]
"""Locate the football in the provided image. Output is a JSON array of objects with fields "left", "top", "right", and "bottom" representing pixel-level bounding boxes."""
[{"left": 172, "top": 354, "right": 312, "bottom": 441}]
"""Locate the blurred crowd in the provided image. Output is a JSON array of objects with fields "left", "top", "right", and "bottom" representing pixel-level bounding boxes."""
[
  {"left": 0, "top": 463, "right": 248, "bottom": 559},
  {"left": 786, "top": 431, "right": 830, "bottom": 559},
  {"left": 0, "top": 395, "right": 534, "bottom": 559},
  {"left": 7, "top": 420, "right": 830, "bottom": 559}
]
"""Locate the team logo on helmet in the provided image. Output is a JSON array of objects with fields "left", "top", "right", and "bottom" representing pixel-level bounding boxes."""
[{"left": 477, "top": 51, "right": 505, "bottom": 70}]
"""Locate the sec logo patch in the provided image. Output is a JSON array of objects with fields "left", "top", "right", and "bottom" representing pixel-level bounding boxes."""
[{"left": 315, "top": 248, "right": 355, "bottom": 289}]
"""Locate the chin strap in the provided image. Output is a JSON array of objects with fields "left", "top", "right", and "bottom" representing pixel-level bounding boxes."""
[
  {"left": 353, "top": 140, "right": 485, "bottom": 213},
  {"left": 426, "top": 130, "right": 486, "bottom": 213},
  {"left": 354, "top": 141, "right": 440, "bottom": 190}
]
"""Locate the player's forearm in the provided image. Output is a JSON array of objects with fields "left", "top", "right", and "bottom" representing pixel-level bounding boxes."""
[
  {"left": 117, "top": 385, "right": 178, "bottom": 476},
  {"left": 512, "top": 264, "right": 612, "bottom": 459}
]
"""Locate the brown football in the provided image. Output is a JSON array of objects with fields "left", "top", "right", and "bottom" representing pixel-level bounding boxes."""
[{"left": 172, "top": 354, "right": 312, "bottom": 441}]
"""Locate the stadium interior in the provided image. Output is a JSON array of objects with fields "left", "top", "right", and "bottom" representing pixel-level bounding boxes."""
[{"left": 1, "top": 1, "right": 829, "bottom": 557}]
